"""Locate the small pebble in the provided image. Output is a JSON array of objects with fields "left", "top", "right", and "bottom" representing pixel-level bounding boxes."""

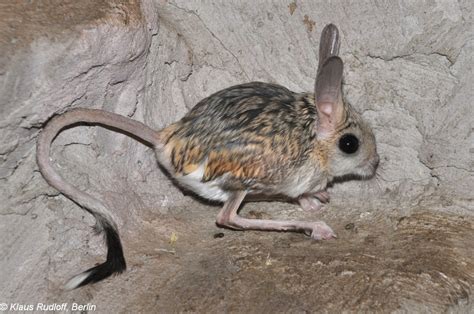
[
  {"left": 345, "top": 223, "right": 355, "bottom": 230},
  {"left": 213, "top": 232, "right": 225, "bottom": 239}
]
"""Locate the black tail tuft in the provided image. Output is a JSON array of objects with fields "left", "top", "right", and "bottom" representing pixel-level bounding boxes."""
[{"left": 65, "top": 223, "right": 126, "bottom": 289}]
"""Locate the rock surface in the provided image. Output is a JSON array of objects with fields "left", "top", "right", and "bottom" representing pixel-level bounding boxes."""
[{"left": 0, "top": 0, "right": 472, "bottom": 312}]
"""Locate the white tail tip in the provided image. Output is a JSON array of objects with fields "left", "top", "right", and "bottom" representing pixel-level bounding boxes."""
[{"left": 64, "top": 270, "right": 92, "bottom": 290}]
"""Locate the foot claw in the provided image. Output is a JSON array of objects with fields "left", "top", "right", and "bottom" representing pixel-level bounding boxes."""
[
  {"left": 309, "top": 222, "right": 337, "bottom": 240},
  {"left": 314, "top": 191, "right": 330, "bottom": 203}
]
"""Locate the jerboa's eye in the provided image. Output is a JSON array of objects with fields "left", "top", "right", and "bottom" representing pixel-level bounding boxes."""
[{"left": 339, "top": 133, "right": 359, "bottom": 154}]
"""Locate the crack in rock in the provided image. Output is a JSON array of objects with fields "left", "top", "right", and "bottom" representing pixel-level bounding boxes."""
[{"left": 168, "top": 1, "right": 250, "bottom": 80}]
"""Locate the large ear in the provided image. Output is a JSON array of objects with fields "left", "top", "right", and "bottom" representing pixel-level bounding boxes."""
[
  {"left": 318, "top": 24, "right": 340, "bottom": 73},
  {"left": 314, "top": 56, "right": 344, "bottom": 138}
]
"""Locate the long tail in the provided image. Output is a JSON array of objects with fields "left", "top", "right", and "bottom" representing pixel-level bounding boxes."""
[{"left": 36, "top": 108, "right": 160, "bottom": 289}]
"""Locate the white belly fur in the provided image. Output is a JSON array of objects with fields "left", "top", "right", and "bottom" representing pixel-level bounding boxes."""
[
  {"left": 175, "top": 163, "right": 230, "bottom": 202},
  {"left": 173, "top": 161, "right": 326, "bottom": 203},
  {"left": 275, "top": 164, "right": 327, "bottom": 198}
]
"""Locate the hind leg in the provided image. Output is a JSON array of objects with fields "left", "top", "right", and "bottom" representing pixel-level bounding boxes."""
[{"left": 216, "top": 191, "right": 336, "bottom": 240}]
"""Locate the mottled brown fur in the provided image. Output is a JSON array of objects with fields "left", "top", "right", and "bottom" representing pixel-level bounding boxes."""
[{"left": 160, "top": 82, "right": 326, "bottom": 190}]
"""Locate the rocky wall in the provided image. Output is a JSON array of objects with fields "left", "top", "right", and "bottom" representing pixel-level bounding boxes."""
[{"left": 0, "top": 0, "right": 472, "bottom": 312}]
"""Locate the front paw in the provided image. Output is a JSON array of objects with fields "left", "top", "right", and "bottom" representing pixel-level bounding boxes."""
[
  {"left": 314, "top": 190, "right": 330, "bottom": 203},
  {"left": 299, "top": 196, "right": 325, "bottom": 211}
]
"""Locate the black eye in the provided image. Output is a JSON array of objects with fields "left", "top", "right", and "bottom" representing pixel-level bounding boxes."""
[{"left": 339, "top": 133, "right": 359, "bottom": 154}]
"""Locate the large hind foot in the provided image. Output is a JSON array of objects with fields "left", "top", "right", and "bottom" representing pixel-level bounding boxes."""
[
  {"left": 305, "top": 221, "right": 337, "bottom": 240},
  {"left": 216, "top": 191, "right": 337, "bottom": 240}
]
